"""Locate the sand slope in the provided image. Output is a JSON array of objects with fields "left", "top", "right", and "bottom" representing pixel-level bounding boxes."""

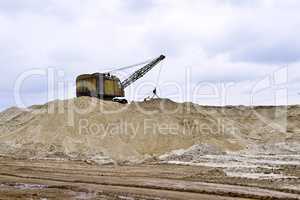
[{"left": 0, "top": 97, "right": 299, "bottom": 163}]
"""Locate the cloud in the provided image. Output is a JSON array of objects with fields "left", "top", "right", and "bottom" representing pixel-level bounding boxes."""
[
  {"left": 231, "top": 42, "right": 300, "bottom": 64},
  {"left": 0, "top": 0, "right": 300, "bottom": 109},
  {"left": 122, "top": 0, "right": 155, "bottom": 12},
  {"left": 0, "top": 0, "right": 81, "bottom": 21}
]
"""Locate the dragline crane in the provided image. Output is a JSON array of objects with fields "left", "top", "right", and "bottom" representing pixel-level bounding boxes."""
[{"left": 76, "top": 55, "right": 165, "bottom": 103}]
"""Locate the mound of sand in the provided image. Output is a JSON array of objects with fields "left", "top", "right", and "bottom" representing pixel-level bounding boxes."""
[{"left": 0, "top": 97, "right": 299, "bottom": 164}]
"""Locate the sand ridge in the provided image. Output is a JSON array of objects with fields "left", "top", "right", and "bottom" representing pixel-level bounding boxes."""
[{"left": 0, "top": 97, "right": 299, "bottom": 163}]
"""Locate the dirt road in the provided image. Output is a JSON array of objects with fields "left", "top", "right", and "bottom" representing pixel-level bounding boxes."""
[{"left": 0, "top": 157, "right": 299, "bottom": 200}]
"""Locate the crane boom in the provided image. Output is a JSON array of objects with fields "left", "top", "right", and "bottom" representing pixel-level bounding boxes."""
[{"left": 121, "top": 55, "right": 165, "bottom": 89}]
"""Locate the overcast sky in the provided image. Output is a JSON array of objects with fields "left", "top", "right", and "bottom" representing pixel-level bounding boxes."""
[{"left": 1, "top": 0, "right": 300, "bottom": 111}]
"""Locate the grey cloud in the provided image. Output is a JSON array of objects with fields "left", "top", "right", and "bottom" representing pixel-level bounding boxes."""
[
  {"left": 203, "top": 28, "right": 259, "bottom": 58},
  {"left": 222, "top": 0, "right": 259, "bottom": 7},
  {"left": 230, "top": 42, "right": 300, "bottom": 64},
  {"left": 0, "top": 0, "right": 81, "bottom": 21},
  {"left": 122, "top": 0, "right": 155, "bottom": 12},
  {"left": 199, "top": 13, "right": 300, "bottom": 64},
  {"left": 0, "top": 0, "right": 42, "bottom": 13}
]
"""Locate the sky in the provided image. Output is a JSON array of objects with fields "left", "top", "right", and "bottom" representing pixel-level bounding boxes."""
[{"left": 1, "top": 0, "right": 300, "bottom": 111}]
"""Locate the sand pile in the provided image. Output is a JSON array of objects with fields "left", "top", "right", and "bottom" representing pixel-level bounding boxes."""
[{"left": 0, "top": 97, "right": 299, "bottom": 164}]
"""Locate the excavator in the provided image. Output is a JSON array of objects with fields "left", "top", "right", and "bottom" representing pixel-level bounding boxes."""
[{"left": 76, "top": 55, "right": 165, "bottom": 103}]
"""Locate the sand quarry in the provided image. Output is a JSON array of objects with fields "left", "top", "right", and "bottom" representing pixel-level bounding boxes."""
[{"left": 0, "top": 97, "right": 299, "bottom": 199}]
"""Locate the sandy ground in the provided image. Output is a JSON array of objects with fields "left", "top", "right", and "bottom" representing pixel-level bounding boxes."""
[
  {"left": 1, "top": 98, "right": 300, "bottom": 199},
  {"left": 0, "top": 157, "right": 299, "bottom": 200}
]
